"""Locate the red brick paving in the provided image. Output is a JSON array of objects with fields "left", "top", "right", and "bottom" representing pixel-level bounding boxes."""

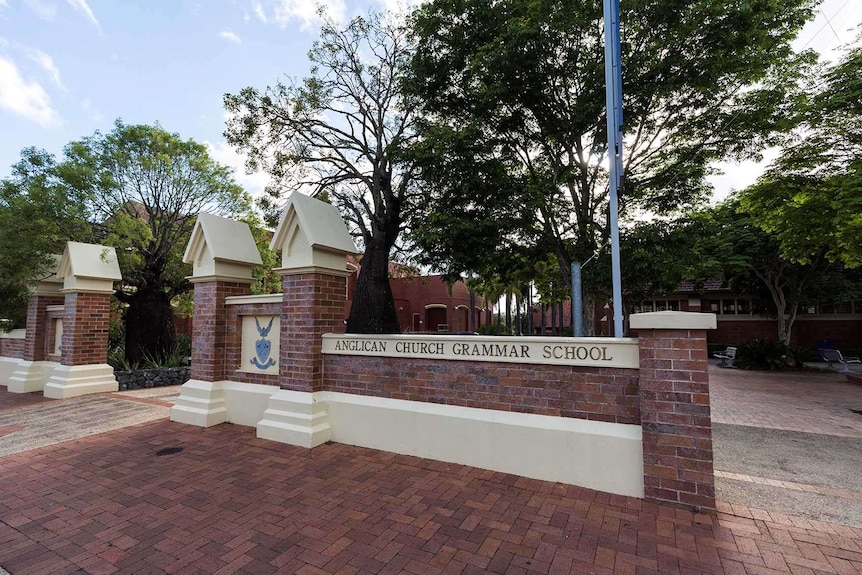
[
  {"left": 708, "top": 365, "right": 862, "bottom": 438},
  {"left": 1, "top": 419, "right": 860, "bottom": 575},
  {"left": 0, "top": 388, "right": 54, "bottom": 412}
]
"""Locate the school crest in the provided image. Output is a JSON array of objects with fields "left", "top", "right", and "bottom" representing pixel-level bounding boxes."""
[{"left": 250, "top": 316, "right": 277, "bottom": 370}]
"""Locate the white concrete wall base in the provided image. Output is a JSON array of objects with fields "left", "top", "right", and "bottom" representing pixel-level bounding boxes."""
[
  {"left": 168, "top": 381, "right": 645, "bottom": 498},
  {"left": 7, "top": 360, "right": 61, "bottom": 393},
  {"left": 0, "top": 356, "right": 24, "bottom": 387},
  {"left": 323, "top": 392, "right": 645, "bottom": 498},
  {"left": 256, "top": 389, "right": 331, "bottom": 448},
  {"left": 222, "top": 381, "right": 280, "bottom": 426},
  {"left": 170, "top": 380, "right": 228, "bottom": 427},
  {"left": 43, "top": 363, "right": 118, "bottom": 398}
]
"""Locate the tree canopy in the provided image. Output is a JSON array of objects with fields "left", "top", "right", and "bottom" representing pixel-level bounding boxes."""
[
  {"left": 405, "top": 0, "right": 817, "bottom": 332},
  {"left": 740, "top": 36, "right": 862, "bottom": 269},
  {"left": 0, "top": 120, "right": 250, "bottom": 360},
  {"left": 224, "top": 11, "right": 419, "bottom": 334},
  {"left": 0, "top": 149, "right": 92, "bottom": 328}
]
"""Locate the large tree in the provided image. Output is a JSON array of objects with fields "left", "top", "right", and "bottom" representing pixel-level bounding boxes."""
[
  {"left": 0, "top": 149, "right": 93, "bottom": 328},
  {"left": 1, "top": 121, "right": 250, "bottom": 361},
  {"left": 698, "top": 200, "right": 842, "bottom": 347},
  {"left": 224, "top": 11, "right": 419, "bottom": 334},
  {"left": 406, "top": 0, "right": 817, "bottom": 333},
  {"left": 740, "top": 36, "right": 862, "bottom": 269}
]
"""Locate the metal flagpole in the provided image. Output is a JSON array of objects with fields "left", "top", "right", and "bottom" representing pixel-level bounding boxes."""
[{"left": 603, "top": 0, "right": 624, "bottom": 338}]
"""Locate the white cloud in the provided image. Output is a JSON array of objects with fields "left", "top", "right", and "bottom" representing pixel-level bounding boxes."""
[
  {"left": 708, "top": 148, "right": 781, "bottom": 203},
  {"left": 23, "top": 0, "right": 57, "bottom": 21},
  {"left": 0, "top": 55, "right": 61, "bottom": 127},
  {"left": 271, "top": 0, "right": 346, "bottom": 30},
  {"left": 30, "top": 49, "right": 66, "bottom": 92},
  {"left": 252, "top": 0, "right": 267, "bottom": 23},
  {"left": 81, "top": 98, "right": 104, "bottom": 122},
  {"left": 374, "top": 0, "right": 427, "bottom": 18},
  {"left": 0, "top": 0, "right": 8, "bottom": 8},
  {"left": 219, "top": 30, "right": 242, "bottom": 44},
  {"left": 66, "top": 0, "right": 99, "bottom": 28},
  {"left": 205, "top": 140, "right": 271, "bottom": 198}
]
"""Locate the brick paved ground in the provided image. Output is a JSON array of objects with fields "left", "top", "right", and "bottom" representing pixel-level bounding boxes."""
[
  {"left": 1, "top": 418, "right": 861, "bottom": 575},
  {"left": 708, "top": 365, "right": 862, "bottom": 438},
  {"left": 0, "top": 388, "right": 53, "bottom": 412}
]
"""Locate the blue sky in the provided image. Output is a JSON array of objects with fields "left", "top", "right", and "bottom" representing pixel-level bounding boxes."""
[{"left": 0, "top": 0, "right": 860, "bottom": 199}]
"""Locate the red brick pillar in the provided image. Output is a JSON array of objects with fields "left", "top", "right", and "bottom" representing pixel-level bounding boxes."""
[
  {"left": 279, "top": 271, "right": 348, "bottom": 392},
  {"left": 22, "top": 294, "right": 64, "bottom": 362},
  {"left": 632, "top": 312, "right": 717, "bottom": 512},
  {"left": 42, "top": 242, "right": 122, "bottom": 399},
  {"left": 60, "top": 292, "right": 111, "bottom": 366},
  {"left": 190, "top": 280, "right": 251, "bottom": 382}
]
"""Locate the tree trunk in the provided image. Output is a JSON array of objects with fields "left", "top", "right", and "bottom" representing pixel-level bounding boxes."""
[
  {"left": 505, "top": 292, "right": 512, "bottom": 333},
  {"left": 583, "top": 294, "right": 596, "bottom": 336},
  {"left": 468, "top": 289, "right": 476, "bottom": 332},
  {"left": 540, "top": 302, "right": 546, "bottom": 335},
  {"left": 125, "top": 286, "right": 177, "bottom": 364},
  {"left": 346, "top": 240, "right": 400, "bottom": 333},
  {"left": 515, "top": 294, "right": 522, "bottom": 336}
]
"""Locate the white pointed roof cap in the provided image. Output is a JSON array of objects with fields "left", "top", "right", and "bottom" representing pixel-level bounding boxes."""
[
  {"left": 269, "top": 193, "right": 357, "bottom": 273},
  {"left": 183, "top": 213, "right": 262, "bottom": 283},
  {"left": 56, "top": 242, "right": 122, "bottom": 294}
]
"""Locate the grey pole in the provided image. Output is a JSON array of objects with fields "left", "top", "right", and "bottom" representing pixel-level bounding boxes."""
[
  {"left": 603, "top": 0, "right": 624, "bottom": 337},
  {"left": 571, "top": 263, "right": 584, "bottom": 337}
]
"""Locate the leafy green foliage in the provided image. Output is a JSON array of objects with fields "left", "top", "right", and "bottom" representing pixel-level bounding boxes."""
[
  {"left": 0, "top": 149, "right": 93, "bottom": 327},
  {"left": 405, "top": 0, "right": 817, "bottom": 329},
  {"left": 224, "top": 12, "right": 418, "bottom": 333},
  {"left": 0, "top": 121, "right": 252, "bottom": 359},
  {"left": 740, "top": 37, "right": 862, "bottom": 268},
  {"left": 735, "top": 339, "right": 788, "bottom": 371}
]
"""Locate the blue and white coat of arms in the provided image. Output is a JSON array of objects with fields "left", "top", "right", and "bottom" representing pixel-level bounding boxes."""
[{"left": 250, "top": 316, "right": 278, "bottom": 370}]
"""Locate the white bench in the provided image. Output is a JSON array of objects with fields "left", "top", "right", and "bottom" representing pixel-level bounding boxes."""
[
  {"left": 819, "top": 348, "right": 861, "bottom": 373},
  {"left": 714, "top": 346, "right": 737, "bottom": 368}
]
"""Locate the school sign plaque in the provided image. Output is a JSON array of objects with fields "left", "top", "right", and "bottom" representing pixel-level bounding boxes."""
[{"left": 322, "top": 334, "right": 639, "bottom": 368}]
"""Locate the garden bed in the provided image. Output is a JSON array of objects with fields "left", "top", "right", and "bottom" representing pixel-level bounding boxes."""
[{"left": 115, "top": 367, "right": 190, "bottom": 390}]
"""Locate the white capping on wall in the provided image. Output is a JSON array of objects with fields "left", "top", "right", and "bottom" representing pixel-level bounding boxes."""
[
  {"left": 269, "top": 192, "right": 357, "bottom": 274},
  {"left": 56, "top": 242, "right": 122, "bottom": 294},
  {"left": 183, "top": 213, "right": 263, "bottom": 283},
  {"left": 629, "top": 310, "right": 717, "bottom": 330}
]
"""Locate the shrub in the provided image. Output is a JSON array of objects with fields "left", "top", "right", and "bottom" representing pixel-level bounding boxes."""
[{"left": 735, "top": 339, "right": 787, "bottom": 370}]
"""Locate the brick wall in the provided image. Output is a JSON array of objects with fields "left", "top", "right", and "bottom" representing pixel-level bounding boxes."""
[
  {"left": 280, "top": 272, "right": 347, "bottom": 393},
  {"left": 323, "top": 356, "right": 640, "bottom": 423},
  {"left": 23, "top": 295, "right": 64, "bottom": 361},
  {"left": 191, "top": 281, "right": 252, "bottom": 382},
  {"left": 0, "top": 336, "right": 24, "bottom": 359},
  {"left": 224, "top": 301, "right": 281, "bottom": 386},
  {"left": 638, "top": 328, "right": 714, "bottom": 511},
  {"left": 61, "top": 292, "right": 111, "bottom": 366}
]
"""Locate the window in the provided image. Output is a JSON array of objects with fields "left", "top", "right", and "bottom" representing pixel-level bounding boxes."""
[
  {"left": 635, "top": 299, "right": 679, "bottom": 313},
  {"left": 711, "top": 298, "right": 752, "bottom": 316}
]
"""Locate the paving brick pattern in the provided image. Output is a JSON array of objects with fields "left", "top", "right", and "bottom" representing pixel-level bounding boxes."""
[
  {"left": 0, "top": 389, "right": 53, "bottom": 412},
  {"left": 2, "top": 419, "right": 860, "bottom": 575},
  {"left": 708, "top": 366, "right": 862, "bottom": 438},
  {"left": 714, "top": 471, "right": 862, "bottom": 503}
]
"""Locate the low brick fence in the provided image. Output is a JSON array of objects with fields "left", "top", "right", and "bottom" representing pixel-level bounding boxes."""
[{"left": 0, "top": 330, "right": 26, "bottom": 359}]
